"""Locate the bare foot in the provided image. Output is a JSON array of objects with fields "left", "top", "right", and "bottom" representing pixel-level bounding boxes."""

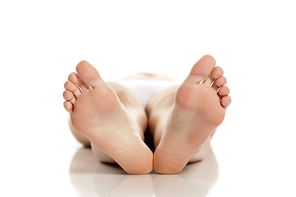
[
  {"left": 154, "top": 55, "right": 231, "bottom": 174},
  {"left": 63, "top": 61, "right": 153, "bottom": 174}
]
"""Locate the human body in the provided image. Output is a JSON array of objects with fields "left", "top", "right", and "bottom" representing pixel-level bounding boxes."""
[{"left": 63, "top": 55, "right": 231, "bottom": 174}]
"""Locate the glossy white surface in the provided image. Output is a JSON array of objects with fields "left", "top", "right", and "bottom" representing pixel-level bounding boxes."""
[
  {"left": 1, "top": 0, "right": 296, "bottom": 196},
  {"left": 69, "top": 148, "right": 218, "bottom": 197}
]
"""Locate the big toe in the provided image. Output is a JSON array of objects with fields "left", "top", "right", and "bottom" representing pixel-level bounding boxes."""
[
  {"left": 76, "top": 60, "right": 105, "bottom": 88},
  {"left": 186, "top": 55, "right": 216, "bottom": 83}
]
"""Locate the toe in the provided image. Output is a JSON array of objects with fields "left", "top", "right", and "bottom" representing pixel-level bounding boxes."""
[
  {"left": 212, "top": 76, "right": 227, "bottom": 91},
  {"left": 221, "top": 96, "right": 231, "bottom": 108},
  {"left": 211, "top": 66, "right": 224, "bottom": 79},
  {"left": 76, "top": 60, "right": 105, "bottom": 88},
  {"left": 215, "top": 76, "right": 227, "bottom": 86},
  {"left": 64, "top": 101, "right": 73, "bottom": 113},
  {"left": 63, "top": 90, "right": 76, "bottom": 103},
  {"left": 64, "top": 81, "right": 81, "bottom": 98},
  {"left": 218, "top": 86, "right": 230, "bottom": 98},
  {"left": 68, "top": 72, "right": 89, "bottom": 91},
  {"left": 202, "top": 66, "right": 224, "bottom": 86},
  {"left": 186, "top": 55, "right": 216, "bottom": 84}
]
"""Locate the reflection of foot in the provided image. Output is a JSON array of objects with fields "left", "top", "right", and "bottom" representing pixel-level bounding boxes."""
[
  {"left": 63, "top": 61, "right": 153, "bottom": 174},
  {"left": 104, "top": 175, "right": 153, "bottom": 197},
  {"left": 154, "top": 175, "right": 195, "bottom": 197},
  {"left": 154, "top": 55, "right": 231, "bottom": 174}
]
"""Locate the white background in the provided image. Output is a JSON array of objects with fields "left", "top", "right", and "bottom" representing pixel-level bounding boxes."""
[{"left": 1, "top": 0, "right": 295, "bottom": 196}]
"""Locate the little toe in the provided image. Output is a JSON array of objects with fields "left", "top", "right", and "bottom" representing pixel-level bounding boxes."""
[
  {"left": 64, "top": 101, "right": 74, "bottom": 113},
  {"left": 218, "top": 86, "right": 230, "bottom": 98},
  {"left": 64, "top": 81, "right": 81, "bottom": 98},
  {"left": 68, "top": 72, "right": 89, "bottom": 91},
  {"left": 63, "top": 90, "right": 76, "bottom": 103},
  {"left": 186, "top": 55, "right": 216, "bottom": 84},
  {"left": 221, "top": 96, "right": 231, "bottom": 108},
  {"left": 76, "top": 60, "right": 105, "bottom": 88},
  {"left": 212, "top": 76, "right": 227, "bottom": 91}
]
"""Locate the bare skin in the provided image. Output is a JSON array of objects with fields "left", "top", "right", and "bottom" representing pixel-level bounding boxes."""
[
  {"left": 63, "top": 61, "right": 153, "bottom": 174},
  {"left": 63, "top": 55, "right": 231, "bottom": 174},
  {"left": 148, "top": 55, "right": 231, "bottom": 174}
]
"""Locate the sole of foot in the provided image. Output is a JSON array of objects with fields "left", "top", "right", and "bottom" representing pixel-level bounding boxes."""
[
  {"left": 154, "top": 55, "right": 231, "bottom": 174},
  {"left": 63, "top": 61, "right": 153, "bottom": 174}
]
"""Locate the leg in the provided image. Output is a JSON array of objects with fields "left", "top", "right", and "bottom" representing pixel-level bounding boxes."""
[
  {"left": 63, "top": 61, "right": 153, "bottom": 174},
  {"left": 147, "top": 55, "right": 231, "bottom": 174}
]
